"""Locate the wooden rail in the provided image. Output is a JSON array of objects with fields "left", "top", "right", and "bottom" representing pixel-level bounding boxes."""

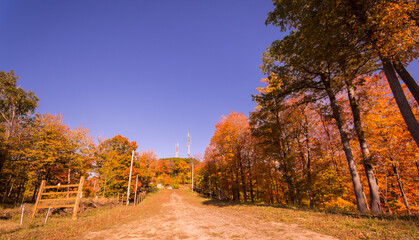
[
  {"left": 116, "top": 190, "right": 146, "bottom": 205},
  {"left": 135, "top": 191, "right": 147, "bottom": 205},
  {"left": 32, "top": 177, "right": 85, "bottom": 220},
  {"left": 43, "top": 184, "right": 79, "bottom": 189},
  {"left": 41, "top": 191, "right": 78, "bottom": 195},
  {"left": 39, "top": 197, "right": 77, "bottom": 202}
]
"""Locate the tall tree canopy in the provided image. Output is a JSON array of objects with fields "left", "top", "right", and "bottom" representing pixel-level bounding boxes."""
[{"left": 266, "top": 0, "right": 419, "bottom": 147}]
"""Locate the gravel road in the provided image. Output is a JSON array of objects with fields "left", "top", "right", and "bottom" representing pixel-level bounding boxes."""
[{"left": 84, "top": 189, "right": 337, "bottom": 240}]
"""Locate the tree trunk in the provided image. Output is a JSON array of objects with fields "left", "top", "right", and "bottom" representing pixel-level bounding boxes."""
[
  {"left": 362, "top": 190, "right": 371, "bottom": 212},
  {"left": 323, "top": 79, "right": 368, "bottom": 213},
  {"left": 391, "top": 162, "right": 412, "bottom": 215},
  {"left": 236, "top": 167, "right": 241, "bottom": 202},
  {"left": 379, "top": 189, "right": 391, "bottom": 214},
  {"left": 2, "top": 175, "right": 13, "bottom": 203},
  {"left": 7, "top": 181, "right": 14, "bottom": 197},
  {"left": 0, "top": 151, "right": 6, "bottom": 177},
  {"left": 31, "top": 180, "right": 39, "bottom": 203},
  {"left": 415, "top": 158, "right": 419, "bottom": 177},
  {"left": 221, "top": 188, "right": 225, "bottom": 201},
  {"left": 209, "top": 177, "right": 212, "bottom": 198},
  {"left": 282, "top": 164, "right": 295, "bottom": 206},
  {"left": 222, "top": 170, "right": 227, "bottom": 201},
  {"left": 346, "top": 82, "right": 382, "bottom": 214},
  {"left": 303, "top": 115, "right": 313, "bottom": 208},
  {"left": 256, "top": 180, "right": 259, "bottom": 201},
  {"left": 68, "top": 167, "right": 71, "bottom": 184},
  {"left": 380, "top": 174, "right": 392, "bottom": 215},
  {"left": 15, "top": 180, "right": 25, "bottom": 205},
  {"left": 274, "top": 176, "right": 282, "bottom": 204},
  {"left": 232, "top": 169, "right": 237, "bottom": 202},
  {"left": 268, "top": 170, "right": 274, "bottom": 204},
  {"left": 380, "top": 54, "right": 419, "bottom": 147},
  {"left": 249, "top": 173, "right": 254, "bottom": 203},
  {"left": 393, "top": 61, "right": 419, "bottom": 105},
  {"left": 347, "top": 0, "right": 419, "bottom": 147},
  {"left": 96, "top": 180, "right": 100, "bottom": 199},
  {"left": 103, "top": 177, "right": 106, "bottom": 198},
  {"left": 384, "top": 179, "right": 392, "bottom": 214},
  {"left": 238, "top": 159, "right": 247, "bottom": 203}
]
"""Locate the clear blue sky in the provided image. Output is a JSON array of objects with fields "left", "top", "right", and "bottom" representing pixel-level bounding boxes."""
[
  {"left": 0, "top": 1, "right": 417, "bottom": 158},
  {"left": 0, "top": 1, "right": 283, "bottom": 158}
]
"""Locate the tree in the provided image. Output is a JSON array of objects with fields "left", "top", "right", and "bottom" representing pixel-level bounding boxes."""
[
  {"left": 0, "top": 70, "right": 38, "bottom": 173},
  {"left": 266, "top": 0, "right": 419, "bottom": 148},
  {"left": 95, "top": 135, "right": 137, "bottom": 196},
  {"left": 260, "top": 34, "right": 369, "bottom": 212},
  {"left": 136, "top": 149, "right": 159, "bottom": 189},
  {"left": 357, "top": 74, "right": 419, "bottom": 214},
  {"left": 17, "top": 114, "right": 92, "bottom": 201},
  {"left": 202, "top": 112, "right": 256, "bottom": 202},
  {"left": 263, "top": 0, "right": 407, "bottom": 213}
]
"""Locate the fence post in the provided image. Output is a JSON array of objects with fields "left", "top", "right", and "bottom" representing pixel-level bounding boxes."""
[
  {"left": 44, "top": 206, "right": 52, "bottom": 224},
  {"left": 32, "top": 180, "right": 45, "bottom": 217},
  {"left": 72, "top": 177, "right": 85, "bottom": 220},
  {"left": 20, "top": 203, "right": 25, "bottom": 225}
]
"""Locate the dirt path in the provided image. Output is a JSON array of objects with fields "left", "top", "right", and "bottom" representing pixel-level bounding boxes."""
[{"left": 84, "top": 189, "right": 337, "bottom": 240}]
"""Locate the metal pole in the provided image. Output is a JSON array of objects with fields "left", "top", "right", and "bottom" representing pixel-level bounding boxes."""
[
  {"left": 191, "top": 162, "right": 194, "bottom": 191},
  {"left": 188, "top": 132, "right": 191, "bottom": 158},
  {"left": 134, "top": 175, "right": 138, "bottom": 206},
  {"left": 127, "top": 150, "right": 135, "bottom": 205}
]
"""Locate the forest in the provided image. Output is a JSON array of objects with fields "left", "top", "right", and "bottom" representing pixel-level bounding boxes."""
[
  {"left": 195, "top": 0, "right": 419, "bottom": 215},
  {"left": 1, "top": 0, "right": 418, "bottom": 217}
]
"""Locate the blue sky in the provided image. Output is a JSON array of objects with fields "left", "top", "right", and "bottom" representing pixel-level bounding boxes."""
[
  {"left": 0, "top": 1, "right": 282, "bottom": 158},
  {"left": 0, "top": 1, "right": 418, "bottom": 158}
]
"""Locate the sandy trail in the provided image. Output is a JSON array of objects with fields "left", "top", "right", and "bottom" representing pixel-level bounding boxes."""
[{"left": 84, "top": 189, "right": 337, "bottom": 240}]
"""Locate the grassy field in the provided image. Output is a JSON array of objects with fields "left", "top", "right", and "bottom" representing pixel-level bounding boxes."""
[
  {"left": 198, "top": 194, "right": 419, "bottom": 240},
  {"left": 0, "top": 193, "right": 158, "bottom": 240}
]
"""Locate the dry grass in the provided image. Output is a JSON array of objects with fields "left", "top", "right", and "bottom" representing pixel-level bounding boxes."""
[
  {"left": 198, "top": 194, "right": 419, "bottom": 240},
  {"left": 2, "top": 189, "right": 418, "bottom": 240},
  {"left": 257, "top": 206, "right": 419, "bottom": 240},
  {"left": 0, "top": 193, "right": 157, "bottom": 240}
]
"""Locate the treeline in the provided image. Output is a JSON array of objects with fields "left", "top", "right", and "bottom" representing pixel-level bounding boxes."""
[
  {"left": 196, "top": 0, "right": 419, "bottom": 215},
  {"left": 94, "top": 141, "right": 195, "bottom": 196},
  {"left": 0, "top": 70, "right": 194, "bottom": 206},
  {"left": 158, "top": 157, "right": 197, "bottom": 188}
]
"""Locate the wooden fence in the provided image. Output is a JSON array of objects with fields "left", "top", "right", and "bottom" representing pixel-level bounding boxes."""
[
  {"left": 116, "top": 190, "right": 147, "bottom": 205},
  {"left": 32, "top": 177, "right": 85, "bottom": 220},
  {"left": 116, "top": 193, "right": 126, "bottom": 204},
  {"left": 135, "top": 191, "right": 146, "bottom": 205}
]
